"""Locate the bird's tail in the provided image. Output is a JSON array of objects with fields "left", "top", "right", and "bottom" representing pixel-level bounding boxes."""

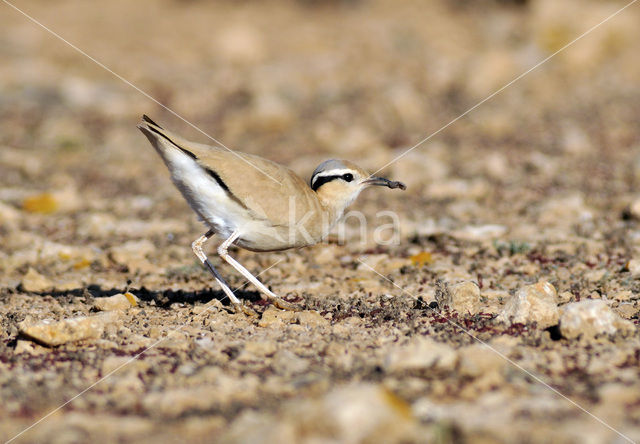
[{"left": 137, "top": 115, "right": 198, "bottom": 160}]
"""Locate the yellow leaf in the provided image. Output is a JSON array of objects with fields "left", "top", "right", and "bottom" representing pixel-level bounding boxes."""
[
  {"left": 22, "top": 193, "right": 58, "bottom": 214},
  {"left": 410, "top": 251, "right": 432, "bottom": 267},
  {"left": 124, "top": 292, "right": 138, "bottom": 307},
  {"left": 58, "top": 252, "right": 72, "bottom": 261},
  {"left": 73, "top": 259, "right": 92, "bottom": 270}
]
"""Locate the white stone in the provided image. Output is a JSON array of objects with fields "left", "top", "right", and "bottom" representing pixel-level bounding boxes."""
[
  {"left": 559, "top": 300, "right": 635, "bottom": 340},
  {"left": 94, "top": 293, "right": 138, "bottom": 311},
  {"left": 19, "top": 312, "right": 119, "bottom": 346},
  {"left": 384, "top": 337, "right": 458, "bottom": 374},
  {"left": 21, "top": 268, "right": 53, "bottom": 292},
  {"left": 458, "top": 344, "right": 506, "bottom": 378},
  {"left": 497, "top": 281, "right": 559, "bottom": 329},
  {"left": 439, "top": 281, "right": 481, "bottom": 315}
]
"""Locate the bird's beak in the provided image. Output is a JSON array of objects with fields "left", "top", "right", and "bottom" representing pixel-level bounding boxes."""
[{"left": 362, "top": 176, "right": 407, "bottom": 190}]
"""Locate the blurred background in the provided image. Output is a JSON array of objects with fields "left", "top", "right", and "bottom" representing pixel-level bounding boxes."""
[
  {"left": 2, "top": 0, "right": 640, "bottom": 442},
  {"left": 2, "top": 0, "right": 639, "bottom": 215}
]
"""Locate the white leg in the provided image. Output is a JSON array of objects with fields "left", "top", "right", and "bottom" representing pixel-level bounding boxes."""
[
  {"left": 218, "top": 231, "right": 299, "bottom": 311},
  {"left": 191, "top": 230, "right": 242, "bottom": 306}
]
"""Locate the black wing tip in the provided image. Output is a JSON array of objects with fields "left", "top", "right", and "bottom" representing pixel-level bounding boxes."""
[{"left": 141, "top": 114, "right": 162, "bottom": 128}]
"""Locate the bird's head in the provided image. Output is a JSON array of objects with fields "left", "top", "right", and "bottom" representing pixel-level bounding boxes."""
[{"left": 310, "top": 159, "right": 406, "bottom": 213}]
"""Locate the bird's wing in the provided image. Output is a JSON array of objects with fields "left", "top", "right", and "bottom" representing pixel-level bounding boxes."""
[{"left": 140, "top": 116, "right": 323, "bottom": 227}]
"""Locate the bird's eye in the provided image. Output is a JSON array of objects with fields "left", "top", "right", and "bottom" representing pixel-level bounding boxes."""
[{"left": 343, "top": 173, "right": 354, "bottom": 182}]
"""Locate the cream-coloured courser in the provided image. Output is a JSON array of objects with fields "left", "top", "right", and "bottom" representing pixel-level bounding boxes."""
[{"left": 138, "top": 115, "right": 405, "bottom": 312}]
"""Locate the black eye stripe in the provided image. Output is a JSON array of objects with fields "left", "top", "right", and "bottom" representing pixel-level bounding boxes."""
[
  {"left": 311, "top": 175, "right": 340, "bottom": 191},
  {"left": 311, "top": 172, "right": 356, "bottom": 191}
]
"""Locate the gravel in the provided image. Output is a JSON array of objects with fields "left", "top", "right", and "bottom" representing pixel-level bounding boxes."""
[{"left": 1, "top": 0, "right": 640, "bottom": 443}]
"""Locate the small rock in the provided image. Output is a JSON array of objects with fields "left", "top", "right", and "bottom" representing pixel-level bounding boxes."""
[
  {"left": 559, "top": 299, "right": 635, "bottom": 340},
  {"left": 612, "top": 290, "right": 633, "bottom": 302},
  {"left": 282, "top": 383, "right": 416, "bottom": 444},
  {"left": 384, "top": 337, "right": 457, "bottom": 374},
  {"left": 296, "top": 310, "right": 329, "bottom": 328},
  {"left": 223, "top": 411, "right": 295, "bottom": 444},
  {"left": 458, "top": 344, "right": 506, "bottom": 378},
  {"left": 537, "top": 194, "right": 593, "bottom": 228},
  {"left": 614, "top": 303, "right": 638, "bottom": 320},
  {"left": 557, "top": 291, "right": 574, "bottom": 304},
  {"left": 625, "top": 259, "right": 640, "bottom": 277},
  {"left": 14, "top": 339, "right": 48, "bottom": 355},
  {"left": 0, "top": 201, "right": 20, "bottom": 225},
  {"left": 258, "top": 306, "right": 297, "bottom": 327},
  {"left": 94, "top": 292, "right": 139, "bottom": 311},
  {"left": 243, "top": 340, "right": 278, "bottom": 358},
  {"left": 626, "top": 198, "right": 640, "bottom": 220},
  {"left": 497, "top": 281, "right": 559, "bottom": 329},
  {"left": 439, "top": 281, "right": 481, "bottom": 315},
  {"left": 584, "top": 268, "right": 607, "bottom": 282},
  {"left": 143, "top": 387, "right": 219, "bottom": 419},
  {"left": 272, "top": 349, "right": 310, "bottom": 375},
  {"left": 451, "top": 224, "right": 507, "bottom": 241},
  {"left": 19, "top": 312, "right": 119, "bottom": 346},
  {"left": 110, "top": 240, "right": 156, "bottom": 272},
  {"left": 21, "top": 268, "right": 53, "bottom": 292}
]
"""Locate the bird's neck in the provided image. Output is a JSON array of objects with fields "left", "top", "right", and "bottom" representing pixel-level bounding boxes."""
[{"left": 315, "top": 189, "right": 359, "bottom": 227}]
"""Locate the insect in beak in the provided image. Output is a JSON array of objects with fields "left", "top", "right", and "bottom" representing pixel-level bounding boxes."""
[{"left": 362, "top": 177, "right": 407, "bottom": 190}]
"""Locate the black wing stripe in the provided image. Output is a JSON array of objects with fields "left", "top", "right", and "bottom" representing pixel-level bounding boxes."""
[
  {"left": 203, "top": 166, "right": 250, "bottom": 210},
  {"left": 144, "top": 122, "right": 250, "bottom": 210},
  {"left": 146, "top": 125, "right": 197, "bottom": 160},
  {"left": 204, "top": 167, "right": 231, "bottom": 193}
]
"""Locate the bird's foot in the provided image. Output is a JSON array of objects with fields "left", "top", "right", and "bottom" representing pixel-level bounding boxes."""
[
  {"left": 230, "top": 301, "right": 259, "bottom": 317},
  {"left": 266, "top": 295, "right": 302, "bottom": 312}
]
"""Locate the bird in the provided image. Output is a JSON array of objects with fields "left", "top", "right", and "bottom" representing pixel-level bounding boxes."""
[{"left": 137, "top": 115, "right": 406, "bottom": 313}]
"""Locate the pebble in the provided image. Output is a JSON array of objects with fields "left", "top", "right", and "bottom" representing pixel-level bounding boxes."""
[
  {"left": 0, "top": 201, "right": 20, "bottom": 225},
  {"left": 21, "top": 267, "right": 54, "bottom": 292},
  {"left": 614, "top": 303, "right": 638, "bottom": 320},
  {"left": 451, "top": 224, "right": 507, "bottom": 241},
  {"left": 258, "top": 306, "right": 297, "bottom": 327},
  {"left": 296, "top": 310, "right": 329, "bottom": 328},
  {"left": 612, "top": 291, "right": 633, "bottom": 302},
  {"left": 497, "top": 281, "right": 559, "bottom": 329},
  {"left": 110, "top": 240, "right": 156, "bottom": 272},
  {"left": 278, "top": 383, "right": 416, "bottom": 444},
  {"left": 93, "top": 292, "right": 139, "bottom": 311},
  {"left": 625, "top": 259, "right": 640, "bottom": 277},
  {"left": 384, "top": 337, "right": 458, "bottom": 374},
  {"left": 626, "top": 198, "right": 640, "bottom": 220},
  {"left": 143, "top": 388, "right": 220, "bottom": 419},
  {"left": 19, "top": 312, "right": 120, "bottom": 346},
  {"left": 439, "top": 281, "right": 481, "bottom": 315},
  {"left": 457, "top": 344, "right": 506, "bottom": 378},
  {"left": 537, "top": 194, "right": 593, "bottom": 228},
  {"left": 559, "top": 300, "right": 635, "bottom": 340},
  {"left": 272, "top": 349, "right": 310, "bottom": 375},
  {"left": 14, "top": 339, "right": 48, "bottom": 355}
]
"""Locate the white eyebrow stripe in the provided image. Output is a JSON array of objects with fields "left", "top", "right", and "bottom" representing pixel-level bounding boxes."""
[{"left": 310, "top": 169, "right": 354, "bottom": 187}]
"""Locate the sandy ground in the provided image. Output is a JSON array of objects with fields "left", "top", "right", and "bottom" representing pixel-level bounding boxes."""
[{"left": 1, "top": 0, "right": 640, "bottom": 442}]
